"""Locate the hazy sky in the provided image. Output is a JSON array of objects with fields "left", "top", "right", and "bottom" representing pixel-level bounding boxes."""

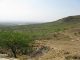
[{"left": 0, "top": 0, "right": 80, "bottom": 22}]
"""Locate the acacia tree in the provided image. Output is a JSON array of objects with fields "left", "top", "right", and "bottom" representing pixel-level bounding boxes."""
[{"left": 0, "top": 31, "right": 34, "bottom": 58}]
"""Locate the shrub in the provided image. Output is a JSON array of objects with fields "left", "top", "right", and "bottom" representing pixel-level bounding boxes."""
[{"left": 0, "top": 31, "right": 34, "bottom": 58}]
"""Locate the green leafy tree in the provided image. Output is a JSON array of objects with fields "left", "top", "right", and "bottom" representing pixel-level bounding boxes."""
[{"left": 0, "top": 31, "right": 34, "bottom": 58}]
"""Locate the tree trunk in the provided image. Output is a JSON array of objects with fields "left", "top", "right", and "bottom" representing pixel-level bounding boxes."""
[{"left": 11, "top": 47, "right": 17, "bottom": 58}]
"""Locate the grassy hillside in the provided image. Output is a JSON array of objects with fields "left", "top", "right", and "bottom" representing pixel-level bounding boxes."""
[{"left": 1, "top": 15, "right": 80, "bottom": 40}]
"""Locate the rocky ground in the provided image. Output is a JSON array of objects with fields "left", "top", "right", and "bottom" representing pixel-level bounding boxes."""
[
  {"left": 28, "top": 29, "right": 80, "bottom": 60},
  {"left": 0, "top": 54, "right": 19, "bottom": 60}
]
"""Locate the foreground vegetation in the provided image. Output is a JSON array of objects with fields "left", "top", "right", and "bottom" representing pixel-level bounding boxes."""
[{"left": 0, "top": 31, "right": 34, "bottom": 58}]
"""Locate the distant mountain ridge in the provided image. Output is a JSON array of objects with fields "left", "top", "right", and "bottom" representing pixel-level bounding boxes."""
[
  {"left": 57, "top": 15, "right": 80, "bottom": 23},
  {"left": 0, "top": 15, "right": 80, "bottom": 33},
  {"left": 0, "top": 15, "right": 80, "bottom": 27}
]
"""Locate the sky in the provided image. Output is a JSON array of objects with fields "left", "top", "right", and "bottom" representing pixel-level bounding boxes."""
[{"left": 0, "top": 0, "right": 80, "bottom": 22}]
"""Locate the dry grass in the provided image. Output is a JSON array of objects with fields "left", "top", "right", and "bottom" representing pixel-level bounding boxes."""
[{"left": 28, "top": 28, "right": 80, "bottom": 60}]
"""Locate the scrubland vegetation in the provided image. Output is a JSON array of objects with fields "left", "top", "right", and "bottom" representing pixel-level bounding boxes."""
[
  {"left": 0, "top": 15, "right": 80, "bottom": 60},
  {"left": 0, "top": 31, "right": 34, "bottom": 58}
]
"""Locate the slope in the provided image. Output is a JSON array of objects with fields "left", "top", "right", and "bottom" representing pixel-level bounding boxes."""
[{"left": 3, "top": 15, "right": 80, "bottom": 40}]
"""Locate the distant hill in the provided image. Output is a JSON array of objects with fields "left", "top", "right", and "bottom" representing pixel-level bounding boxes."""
[
  {"left": 59, "top": 15, "right": 80, "bottom": 23},
  {"left": 0, "top": 15, "right": 79, "bottom": 40}
]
